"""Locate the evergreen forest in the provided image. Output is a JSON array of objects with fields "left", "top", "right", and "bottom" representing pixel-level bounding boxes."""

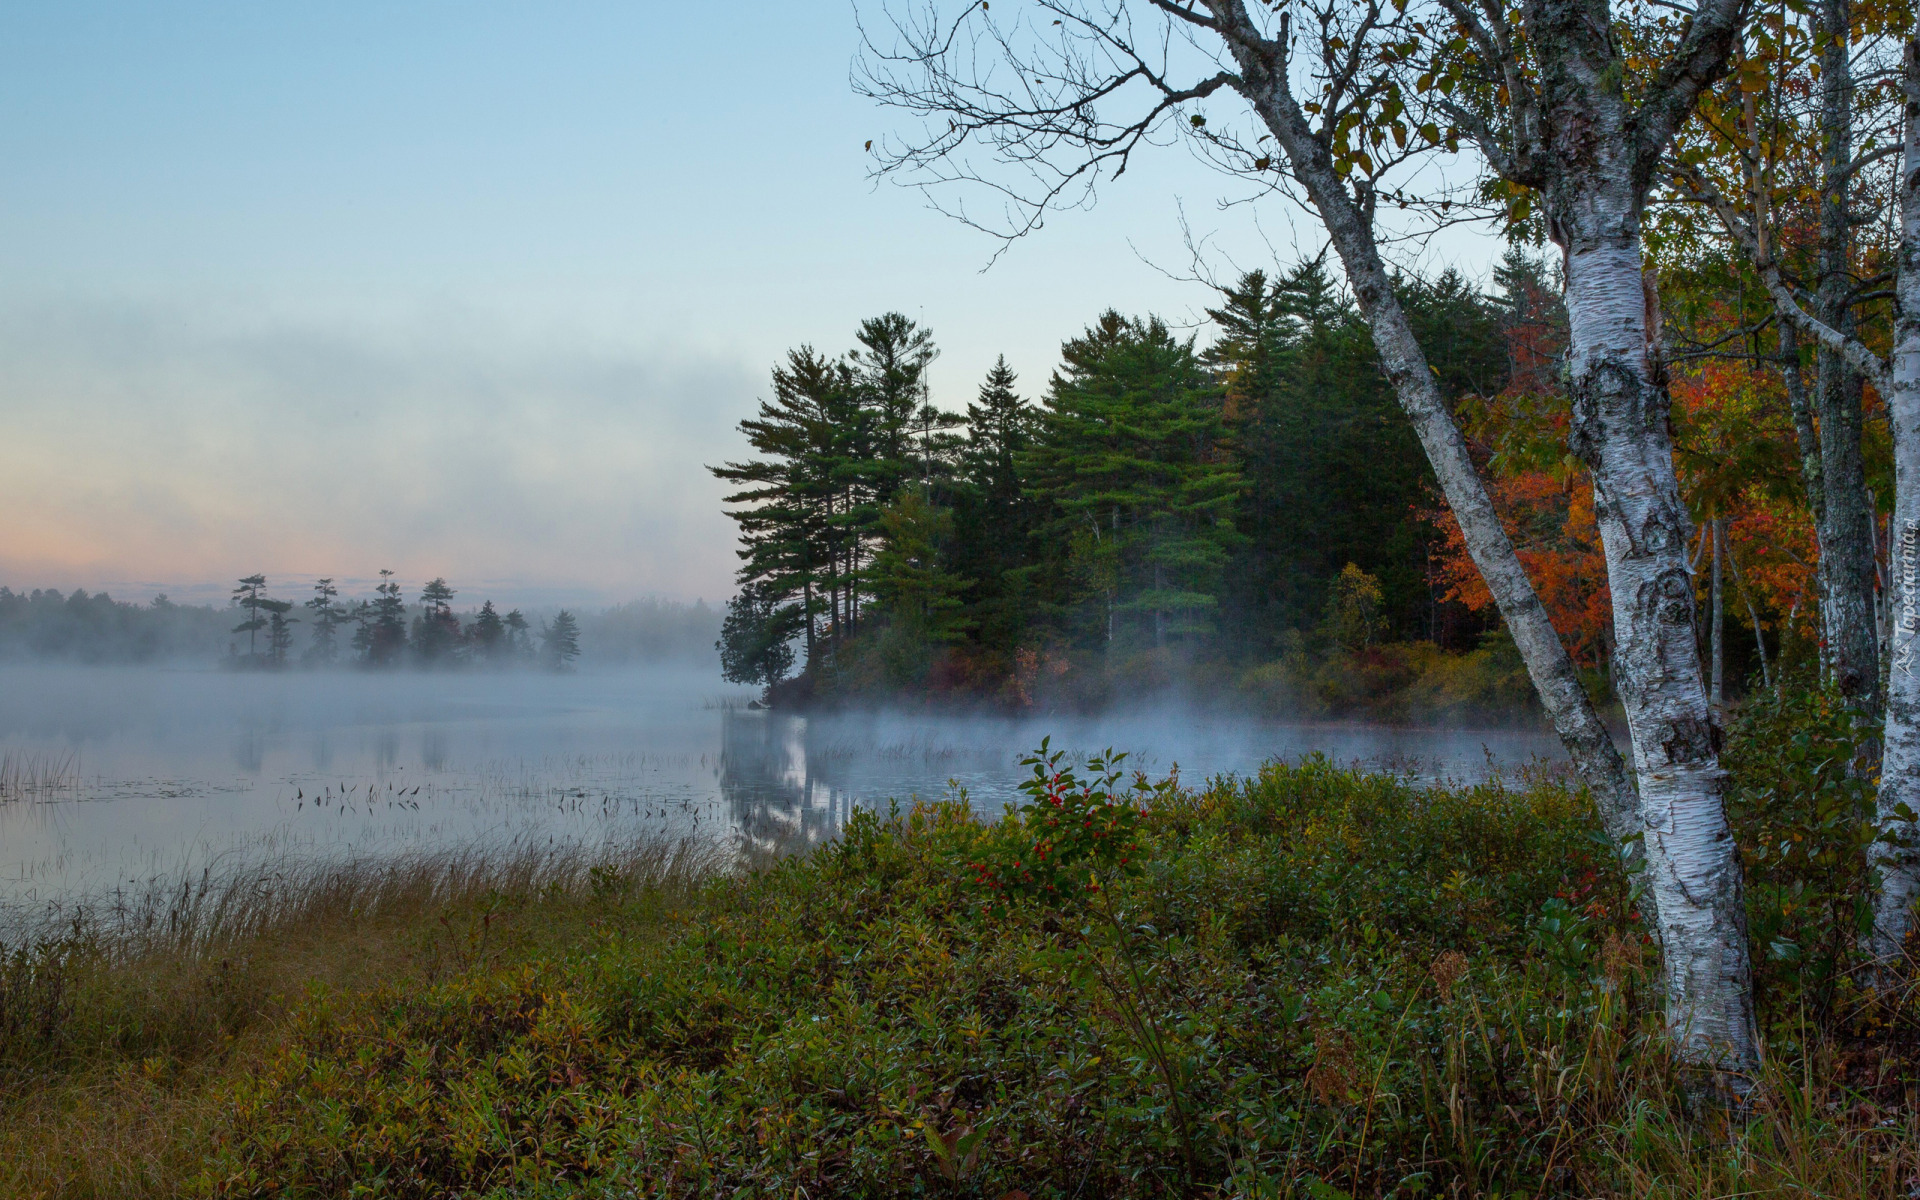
[{"left": 715, "top": 256, "right": 1657, "bottom": 718}]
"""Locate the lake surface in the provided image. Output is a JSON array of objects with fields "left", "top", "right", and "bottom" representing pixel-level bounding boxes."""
[{"left": 0, "top": 665, "right": 1566, "bottom": 908}]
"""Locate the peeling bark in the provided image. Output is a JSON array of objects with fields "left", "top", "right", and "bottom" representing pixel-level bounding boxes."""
[
  {"left": 1558, "top": 204, "right": 1756, "bottom": 1081},
  {"left": 1870, "top": 41, "right": 1920, "bottom": 969},
  {"left": 1529, "top": 0, "right": 1758, "bottom": 1078}
]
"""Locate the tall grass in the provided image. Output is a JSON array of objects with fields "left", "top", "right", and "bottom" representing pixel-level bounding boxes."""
[
  {"left": 0, "top": 834, "right": 730, "bottom": 1199},
  {"left": 4, "top": 835, "right": 726, "bottom": 953}
]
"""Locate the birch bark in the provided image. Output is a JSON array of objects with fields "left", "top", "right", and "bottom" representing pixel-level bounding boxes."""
[
  {"left": 1554, "top": 179, "right": 1757, "bottom": 1078},
  {"left": 1870, "top": 41, "right": 1920, "bottom": 967},
  {"left": 1524, "top": 0, "right": 1759, "bottom": 1078}
]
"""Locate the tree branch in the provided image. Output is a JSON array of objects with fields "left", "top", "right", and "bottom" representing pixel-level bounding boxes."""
[
  {"left": 1672, "top": 162, "right": 1890, "bottom": 395},
  {"left": 1632, "top": 0, "right": 1753, "bottom": 190}
]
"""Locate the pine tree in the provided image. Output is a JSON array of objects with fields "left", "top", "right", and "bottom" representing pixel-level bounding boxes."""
[
  {"left": 231, "top": 574, "right": 268, "bottom": 660},
  {"left": 1027, "top": 312, "right": 1244, "bottom": 651},
  {"left": 304, "top": 578, "right": 346, "bottom": 666},
  {"left": 469, "top": 599, "right": 507, "bottom": 663},
  {"left": 365, "top": 571, "right": 408, "bottom": 666},
  {"left": 412, "top": 577, "right": 460, "bottom": 664},
  {"left": 712, "top": 347, "right": 862, "bottom": 664},
  {"left": 540, "top": 610, "right": 581, "bottom": 670},
  {"left": 1201, "top": 268, "right": 1291, "bottom": 424},
  {"left": 963, "top": 356, "right": 1034, "bottom": 509},
  {"left": 952, "top": 357, "right": 1038, "bottom": 654},
  {"left": 850, "top": 312, "right": 937, "bottom": 477}
]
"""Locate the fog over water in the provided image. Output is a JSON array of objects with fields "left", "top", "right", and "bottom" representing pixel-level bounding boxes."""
[{"left": 0, "top": 665, "right": 1565, "bottom": 912}]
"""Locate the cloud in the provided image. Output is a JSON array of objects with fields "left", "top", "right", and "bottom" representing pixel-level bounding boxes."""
[{"left": 0, "top": 299, "right": 755, "bottom": 606}]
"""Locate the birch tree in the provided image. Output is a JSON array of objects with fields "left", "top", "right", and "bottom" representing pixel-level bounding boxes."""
[
  {"left": 861, "top": 0, "right": 1760, "bottom": 1082},
  {"left": 1663, "top": 0, "right": 1896, "bottom": 716},
  {"left": 1685, "top": 34, "right": 1920, "bottom": 971},
  {"left": 1883, "top": 44, "right": 1920, "bottom": 967}
]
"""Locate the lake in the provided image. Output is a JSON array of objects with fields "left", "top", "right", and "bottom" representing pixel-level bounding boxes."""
[{"left": 0, "top": 665, "right": 1566, "bottom": 911}]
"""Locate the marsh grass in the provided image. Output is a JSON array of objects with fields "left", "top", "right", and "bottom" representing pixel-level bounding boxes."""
[
  {"left": 0, "top": 749, "right": 80, "bottom": 802},
  {"left": 0, "top": 835, "right": 731, "bottom": 1199}
]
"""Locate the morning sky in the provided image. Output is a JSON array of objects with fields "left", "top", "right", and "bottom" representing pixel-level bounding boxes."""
[{"left": 0, "top": 2, "right": 1484, "bottom": 608}]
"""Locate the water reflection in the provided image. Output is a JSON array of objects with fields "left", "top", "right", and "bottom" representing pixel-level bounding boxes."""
[
  {"left": 720, "top": 713, "right": 850, "bottom": 851},
  {"left": 0, "top": 665, "right": 1568, "bottom": 906}
]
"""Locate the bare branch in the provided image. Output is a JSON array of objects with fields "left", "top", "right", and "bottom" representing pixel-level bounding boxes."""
[
  {"left": 1632, "top": 0, "right": 1753, "bottom": 189},
  {"left": 1672, "top": 161, "right": 1890, "bottom": 394}
]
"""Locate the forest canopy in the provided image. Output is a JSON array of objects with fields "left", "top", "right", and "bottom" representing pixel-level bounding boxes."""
[{"left": 711, "top": 257, "right": 1609, "bottom": 716}]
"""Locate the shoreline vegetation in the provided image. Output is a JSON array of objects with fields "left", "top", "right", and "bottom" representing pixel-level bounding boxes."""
[
  {"left": 714, "top": 265, "right": 1797, "bottom": 725},
  {"left": 1, "top": 698, "right": 1914, "bottom": 1197}
]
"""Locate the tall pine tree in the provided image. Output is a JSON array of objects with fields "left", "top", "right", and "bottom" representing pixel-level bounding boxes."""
[{"left": 1026, "top": 313, "right": 1244, "bottom": 653}]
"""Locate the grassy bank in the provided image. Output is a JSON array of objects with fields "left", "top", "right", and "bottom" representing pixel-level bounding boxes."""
[{"left": 3, "top": 731, "right": 1918, "bottom": 1196}]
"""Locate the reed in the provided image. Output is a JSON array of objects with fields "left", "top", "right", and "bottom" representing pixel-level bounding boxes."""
[{"left": 0, "top": 749, "right": 79, "bottom": 802}]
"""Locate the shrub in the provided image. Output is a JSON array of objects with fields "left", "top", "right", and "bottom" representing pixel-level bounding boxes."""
[
  {"left": 186, "top": 760, "right": 1717, "bottom": 1198},
  {"left": 9, "top": 740, "right": 1920, "bottom": 1198}
]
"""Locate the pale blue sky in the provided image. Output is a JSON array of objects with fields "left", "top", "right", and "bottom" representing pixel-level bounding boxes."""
[{"left": 0, "top": 2, "right": 1479, "bottom": 607}]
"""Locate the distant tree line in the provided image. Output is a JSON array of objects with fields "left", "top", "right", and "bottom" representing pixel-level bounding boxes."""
[
  {"left": 230, "top": 573, "right": 580, "bottom": 671},
  {"left": 714, "top": 258, "right": 1536, "bottom": 707},
  {"left": 0, "top": 588, "right": 232, "bottom": 663},
  {"left": 0, "top": 583, "right": 720, "bottom": 668}
]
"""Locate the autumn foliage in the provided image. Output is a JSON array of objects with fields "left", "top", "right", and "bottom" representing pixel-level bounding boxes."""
[{"left": 1430, "top": 285, "right": 1820, "bottom": 679}]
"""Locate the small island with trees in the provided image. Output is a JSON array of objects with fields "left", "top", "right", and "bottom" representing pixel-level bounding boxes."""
[{"left": 225, "top": 572, "right": 579, "bottom": 671}]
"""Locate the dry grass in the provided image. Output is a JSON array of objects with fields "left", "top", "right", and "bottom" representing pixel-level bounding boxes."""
[{"left": 0, "top": 834, "right": 732, "bottom": 1200}]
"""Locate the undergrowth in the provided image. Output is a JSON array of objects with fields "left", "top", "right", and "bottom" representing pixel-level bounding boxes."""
[{"left": 2, "top": 706, "right": 1918, "bottom": 1197}]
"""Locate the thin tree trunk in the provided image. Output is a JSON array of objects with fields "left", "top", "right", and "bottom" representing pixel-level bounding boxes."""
[
  {"left": 1870, "top": 41, "right": 1920, "bottom": 969},
  {"left": 1712, "top": 517, "right": 1726, "bottom": 709},
  {"left": 803, "top": 572, "right": 815, "bottom": 665},
  {"left": 1816, "top": 0, "right": 1882, "bottom": 714},
  {"left": 1782, "top": 322, "right": 1825, "bottom": 532},
  {"left": 1784, "top": 593, "right": 1803, "bottom": 693},
  {"left": 1780, "top": 322, "right": 1831, "bottom": 686}
]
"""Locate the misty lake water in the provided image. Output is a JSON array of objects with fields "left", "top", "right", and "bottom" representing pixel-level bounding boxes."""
[{"left": 0, "top": 665, "right": 1566, "bottom": 913}]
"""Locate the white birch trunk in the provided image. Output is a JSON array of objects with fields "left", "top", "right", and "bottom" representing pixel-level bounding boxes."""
[
  {"left": 1556, "top": 165, "right": 1758, "bottom": 1079},
  {"left": 1870, "top": 42, "right": 1920, "bottom": 967}
]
